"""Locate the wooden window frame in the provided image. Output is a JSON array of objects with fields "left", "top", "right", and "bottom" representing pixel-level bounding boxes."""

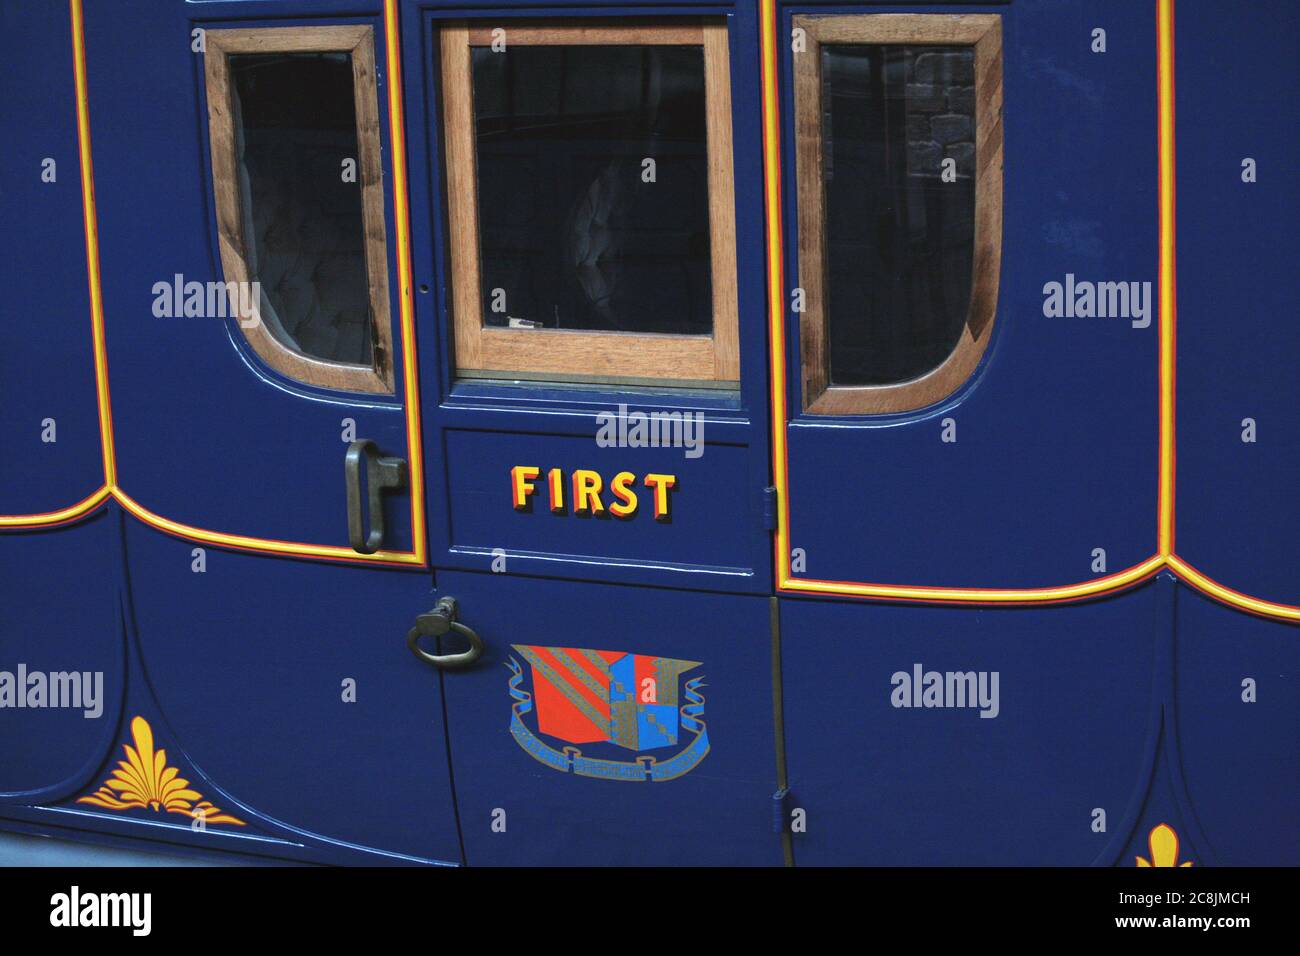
[
  {"left": 440, "top": 19, "right": 740, "bottom": 386},
  {"left": 793, "top": 14, "right": 1003, "bottom": 415},
  {"left": 204, "top": 25, "right": 395, "bottom": 394}
]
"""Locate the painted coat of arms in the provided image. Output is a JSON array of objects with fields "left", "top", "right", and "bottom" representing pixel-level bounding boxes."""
[{"left": 507, "top": 645, "right": 709, "bottom": 781}]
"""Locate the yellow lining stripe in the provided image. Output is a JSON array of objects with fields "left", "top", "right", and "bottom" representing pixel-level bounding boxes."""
[
  {"left": 786, "top": 556, "right": 1166, "bottom": 605},
  {"left": 760, "top": 0, "right": 792, "bottom": 587},
  {"left": 113, "top": 488, "right": 420, "bottom": 565},
  {"left": 384, "top": 0, "right": 427, "bottom": 566},
  {"left": 71, "top": 0, "right": 117, "bottom": 490},
  {"left": 1157, "top": 0, "right": 1176, "bottom": 557},
  {"left": 1168, "top": 555, "right": 1300, "bottom": 622},
  {"left": 0, "top": 485, "right": 111, "bottom": 528},
  {"left": 0, "top": 0, "right": 116, "bottom": 532}
]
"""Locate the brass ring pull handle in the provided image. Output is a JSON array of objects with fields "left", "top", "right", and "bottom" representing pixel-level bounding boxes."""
[
  {"left": 407, "top": 597, "right": 485, "bottom": 670},
  {"left": 345, "top": 439, "right": 408, "bottom": 554}
]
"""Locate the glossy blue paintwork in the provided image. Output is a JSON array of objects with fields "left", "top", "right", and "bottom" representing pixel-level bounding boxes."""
[
  {"left": 0, "top": 1, "right": 105, "bottom": 514},
  {"left": 443, "top": 430, "right": 759, "bottom": 578},
  {"left": 0, "top": 0, "right": 1295, "bottom": 868},
  {"left": 1173, "top": 1, "right": 1298, "bottom": 607},
  {"left": 1172, "top": 588, "right": 1299, "bottom": 866},
  {"left": 83, "top": 2, "right": 414, "bottom": 553},
  {"left": 780, "top": 585, "right": 1159, "bottom": 865},
  {"left": 118, "top": 520, "right": 462, "bottom": 862},
  {"left": 434, "top": 570, "right": 781, "bottom": 866},
  {"left": 782, "top": 574, "right": 1296, "bottom": 867},
  {"left": 780, "top": 0, "right": 1159, "bottom": 590},
  {"left": 0, "top": 514, "right": 122, "bottom": 800}
]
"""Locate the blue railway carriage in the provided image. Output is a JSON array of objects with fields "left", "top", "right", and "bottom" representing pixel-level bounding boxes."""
[{"left": 1, "top": 0, "right": 1294, "bottom": 867}]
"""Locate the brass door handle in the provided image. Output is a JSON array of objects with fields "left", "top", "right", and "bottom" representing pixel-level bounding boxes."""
[
  {"left": 345, "top": 439, "right": 407, "bottom": 554},
  {"left": 407, "top": 597, "right": 485, "bottom": 670}
]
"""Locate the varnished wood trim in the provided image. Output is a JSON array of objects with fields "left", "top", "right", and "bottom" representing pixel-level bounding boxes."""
[
  {"left": 465, "top": 23, "right": 704, "bottom": 46},
  {"left": 204, "top": 26, "right": 395, "bottom": 394},
  {"left": 440, "top": 22, "right": 485, "bottom": 373},
  {"left": 793, "top": 14, "right": 1003, "bottom": 415},
  {"left": 480, "top": 328, "right": 718, "bottom": 380},
  {"left": 704, "top": 22, "right": 740, "bottom": 381},
  {"left": 805, "top": 14, "right": 995, "bottom": 46},
  {"left": 440, "top": 18, "right": 740, "bottom": 384},
  {"left": 792, "top": 24, "right": 829, "bottom": 410}
]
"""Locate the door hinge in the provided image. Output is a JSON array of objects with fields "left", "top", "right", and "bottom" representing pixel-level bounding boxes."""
[
  {"left": 772, "top": 787, "right": 791, "bottom": 833},
  {"left": 761, "top": 486, "right": 778, "bottom": 531}
]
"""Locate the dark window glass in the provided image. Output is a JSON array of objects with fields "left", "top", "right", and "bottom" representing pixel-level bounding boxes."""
[
  {"left": 231, "top": 53, "right": 374, "bottom": 366},
  {"left": 821, "top": 45, "right": 975, "bottom": 386},
  {"left": 471, "top": 45, "right": 712, "bottom": 335}
]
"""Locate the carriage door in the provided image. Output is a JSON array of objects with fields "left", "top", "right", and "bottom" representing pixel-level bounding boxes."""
[
  {"left": 773, "top": 6, "right": 1165, "bottom": 863},
  {"left": 405, "top": 7, "right": 782, "bottom": 865},
  {"left": 72, "top": 3, "right": 461, "bottom": 863}
]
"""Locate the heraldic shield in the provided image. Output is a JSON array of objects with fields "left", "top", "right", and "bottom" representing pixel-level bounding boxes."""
[{"left": 507, "top": 645, "right": 709, "bottom": 781}]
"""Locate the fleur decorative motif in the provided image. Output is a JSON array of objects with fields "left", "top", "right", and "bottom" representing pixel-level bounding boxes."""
[
  {"left": 77, "top": 716, "right": 245, "bottom": 826},
  {"left": 1136, "top": 823, "right": 1193, "bottom": 867}
]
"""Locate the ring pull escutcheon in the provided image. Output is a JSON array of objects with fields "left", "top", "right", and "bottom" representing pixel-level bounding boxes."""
[{"left": 407, "top": 597, "right": 485, "bottom": 670}]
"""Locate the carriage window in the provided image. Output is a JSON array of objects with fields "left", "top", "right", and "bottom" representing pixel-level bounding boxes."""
[
  {"left": 440, "top": 21, "right": 739, "bottom": 385},
  {"left": 793, "top": 15, "right": 1002, "bottom": 415},
  {"left": 204, "top": 26, "right": 394, "bottom": 394}
]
